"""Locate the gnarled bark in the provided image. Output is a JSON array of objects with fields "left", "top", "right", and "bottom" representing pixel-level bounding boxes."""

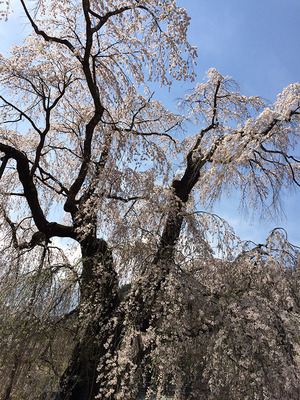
[{"left": 58, "top": 237, "right": 121, "bottom": 400}]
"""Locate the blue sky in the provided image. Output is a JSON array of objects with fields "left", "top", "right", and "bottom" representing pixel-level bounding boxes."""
[
  {"left": 174, "top": 0, "right": 300, "bottom": 246},
  {"left": 1, "top": 0, "right": 300, "bottom": 247},
  {"left": 184, "top": 0, "right": 300, "bottom": 99}
]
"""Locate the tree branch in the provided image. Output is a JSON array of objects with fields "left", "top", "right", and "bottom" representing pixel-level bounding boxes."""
[
  {"left": 0, "top": 95, "right": 42, "bottom": 135},
  {"left": 19, "top": 0, "right": 75, "bottom": 53},
  {"left": 0, "top": 153, "right": 9, "bottom": 179},
  {"left": 89, "top": 4, "right": 162, "bottom": 34},
  {"left": 0, "top": 143, "right": 75, "bottom": 239}
]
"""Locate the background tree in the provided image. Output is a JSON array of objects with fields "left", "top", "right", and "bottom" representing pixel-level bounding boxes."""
[{"left": 0, "top": 1, "right": 299, "bottom": 399}]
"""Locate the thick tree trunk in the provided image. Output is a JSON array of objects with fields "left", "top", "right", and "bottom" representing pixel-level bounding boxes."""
[
  {"left": 116, "top": 198, "right": 186, "bottom": 397},
  {"left": 128, "top": 185, "right": 187, "bottom": 331},
  {"left": 58, "top": 237, "right": 122, "bottom": 400},
  {"left": 118, "top": 170, "right": 203, "bottom": 396}
]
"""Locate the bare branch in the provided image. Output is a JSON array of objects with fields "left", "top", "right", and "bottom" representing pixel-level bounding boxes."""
[
  {"left": 19, "top": 0, "right": 76, "bottom": 53},
  {"left": 107, "top": 194, "right": 143, "bottom": 203},
  {"left": 0, "top": 95, "right": 42, "bottom": 135}
]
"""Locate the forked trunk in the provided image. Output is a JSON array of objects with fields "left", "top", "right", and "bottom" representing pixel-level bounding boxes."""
[{"left": 59, "top": 177, "right": 195, "bottom": 399}]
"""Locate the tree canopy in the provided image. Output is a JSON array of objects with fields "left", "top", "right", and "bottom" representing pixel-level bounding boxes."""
[{"left": 0, "top": 1, "right": 299, "bottom": 399}]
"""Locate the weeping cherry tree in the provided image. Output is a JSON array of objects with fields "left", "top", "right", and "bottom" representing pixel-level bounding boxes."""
[{"left": 0, "top": 1, "right": 299, "bottom": 399}]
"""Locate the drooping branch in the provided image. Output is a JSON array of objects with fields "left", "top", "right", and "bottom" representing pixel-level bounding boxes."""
[{"left": 0, "top": 205, "right": 19, "bottom": 249}]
